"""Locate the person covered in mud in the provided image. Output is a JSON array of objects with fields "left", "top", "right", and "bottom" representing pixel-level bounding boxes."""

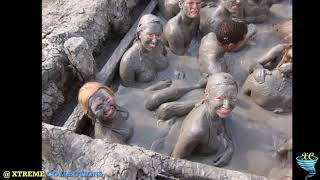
[
  {"left": 242, "top": 44, "right": 292, "bottom": 113},
  {"left": 199, "top": 0, "right": 282, "bottom": 36},
  {"left": 163, "top": 0, "right": 202, "bottom": 55},
  {"left": 78, "top": 82, "right": 133, "bottom": 143},
  {"left": 159, "top": 0, "right": 217, "bottom": 20},
  {"left": 171, "top": 73, "right": 237, "bottom": 167},
  {"left": 198, "top": 19, "right": 257, "bottom": 75},
  {"left": 119, "top": 14, "right": 168, "bottom": 87}
]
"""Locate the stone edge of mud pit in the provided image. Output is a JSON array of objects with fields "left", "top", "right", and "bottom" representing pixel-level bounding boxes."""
[
  {"left": 42, "top": 123, "right": 272, "bottom": 180},
  {"left": 42, "top": 0, "right": 143, "bottom": 124}
]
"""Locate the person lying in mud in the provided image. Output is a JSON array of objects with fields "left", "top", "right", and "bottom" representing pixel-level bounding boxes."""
[
  {"left": 198, "top": 19, "right": 257, "bottom": 75},
  {"left": 199, "top": 0, "right": 282, "bottom": 36},
  {"left": 171, "top": 73, "right": 237, "bottom": 167},
  {"left": 163, "top": 0, "right": 202, "bottom": 55},
  {"left": 242, "top": 45, "right": 292, "bottom": 113},
  {"left": 78, "top": 82, "right": 133, "bottom": 143},
  {"left": 159, "top": 0, "right": 217, "bottom": 20},
  {"left": 119, "top": 14, "right": 168, "bottom": 87}
]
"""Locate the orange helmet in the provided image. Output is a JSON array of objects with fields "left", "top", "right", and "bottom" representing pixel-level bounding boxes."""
[{"left": 78, "top": 82, "right": 114, "bottom": 119}]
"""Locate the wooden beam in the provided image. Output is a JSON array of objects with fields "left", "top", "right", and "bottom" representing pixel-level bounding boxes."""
[{"left": 64, "top": 0, "right": 158, "bottom": 131}]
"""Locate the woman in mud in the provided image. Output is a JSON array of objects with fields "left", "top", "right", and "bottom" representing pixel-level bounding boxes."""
[
  {"left": 163, "top": 0, "right": 202, "bottom": 55},
  {"left": 78, "top": 82, "right": 133, "bottom": 143},
  {"left": 198, "top": 18, "right": 257, "bottom": 75},
  {"left": 242, "top": 44, "right": 292, "bottom": 113},
  {"left": 119, "top": 14, "right": 168, "bottom": 87},
  {"left": 171, "top": 73, "right": 238, "bottom": 167}
]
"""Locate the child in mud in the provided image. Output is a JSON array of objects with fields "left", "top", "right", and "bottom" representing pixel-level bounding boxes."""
[
  {"left": 163, "top": 0, "right": 202, "bottom": 55},
  {"left": 200, "top": 0, "right": 283, "bottom": 36},
  {"left": 78, "top": 82, "right": 133, "bottom": 144},
  {"left": 149, "top": 73, "right": 238, "bottom": 167},
  {"left": 198, "top": 18, "right": 257, "bottom": 75},
  {"left": 241, "top": 44, "right": 292, "bottom": 113},
  {"left": 119, "top": 14, "right": 168, "bottom": 87}
]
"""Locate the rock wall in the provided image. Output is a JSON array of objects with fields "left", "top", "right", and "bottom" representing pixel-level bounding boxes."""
[
  {"left": 42, "top": 123, "right": 270, "bottom": 179},
  {"left": 42, "top": 0, "right": 143, "bottom": 123}
]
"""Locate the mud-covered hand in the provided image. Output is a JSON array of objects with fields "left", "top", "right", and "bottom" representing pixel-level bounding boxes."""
[
  {"left": 247, "top": 24, "right": 258, "bottom": 38},
  {"left": 253, "top": 67, "right": 272, "bottom": 84}
]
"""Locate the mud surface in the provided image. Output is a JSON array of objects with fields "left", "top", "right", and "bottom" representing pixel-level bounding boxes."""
[{"left": 111, "top": 2, "right": 292, "bottom": 177}]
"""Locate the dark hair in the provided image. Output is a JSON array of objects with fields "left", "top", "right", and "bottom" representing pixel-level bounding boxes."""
[{"left": 215, "top": 19, "right": 248, "bottom": 45}]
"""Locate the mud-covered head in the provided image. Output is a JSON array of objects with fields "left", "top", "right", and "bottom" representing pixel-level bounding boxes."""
[
  {"left": 179, "top": 0, "right": 202, "bottom": 18},
  {"left": 278, "top": 46, "right": 292, "bottom": 76},
  {"left": 136, "top": 14, "right": 163, "bottom": 51},
  {"left": 204, "top": 73, "right": 238, "bottom": 118},
  {"left": 215, "top": 19, "right": 248, "bottom": 52},
  {"left": 78, "top": 82, "right": 117, "bottom": 122},
  {"left": 221, "top": 0, "right": 244, "bottom": 13}
]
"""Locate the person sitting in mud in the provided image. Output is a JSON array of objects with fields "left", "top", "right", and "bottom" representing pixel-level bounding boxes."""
[
  {"left": 159, "top": 0, "right": 217, "bottom": 20},
  {"left": 78, "top": 82, "right": 133, "bottom": 143},
  {"left": 163, "top": 0, "right": 202, "bottom": 55},
  {"left": 242, "top": 44, "right": 292, "bottom": 113},
  {"left": 119, "top": 14, "right": 168, "bottom": 87},
  {"left": 199, "top": 0, "right": 282, "bottom": 36},
  {"left": 198, "top": 19, "right": 257, "bottom": 75},
  {"left": 171, "top": 73, "right": 238, "bottom": 167}
]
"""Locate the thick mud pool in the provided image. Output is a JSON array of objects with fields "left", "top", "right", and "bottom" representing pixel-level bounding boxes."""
[{"left": 81, "top": 2, "right": 292, "bottom": 177}]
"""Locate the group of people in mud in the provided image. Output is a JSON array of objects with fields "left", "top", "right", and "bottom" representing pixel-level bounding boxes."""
[{"left": 77, "top": 0, "right": 292, "bottom": 179}]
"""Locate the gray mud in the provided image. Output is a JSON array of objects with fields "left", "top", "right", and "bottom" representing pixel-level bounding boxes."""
[{"left": 112, "top": 2, "right": 292, "bottom": 177}]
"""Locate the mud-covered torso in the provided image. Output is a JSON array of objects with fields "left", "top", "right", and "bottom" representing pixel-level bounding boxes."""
[
  {"left": 198, "top": 32, "right": 226, "bottom": 75},
  {"left": 94, "top": 113, "right": 133, "bottom": 143},
  {"left": 121, "top": 42, "right": 168, "bottom": 82},
  {"left": 180, "top": 104, "right": 225, "bottom": 154},
  {"left": 164, "top": 13, "right": 199, "bottom": 51},
  {"left": 248, "top": 70, "right": 292, "bottom": 111}
]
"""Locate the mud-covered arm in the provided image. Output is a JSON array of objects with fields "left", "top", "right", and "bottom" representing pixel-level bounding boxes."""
[
  {"left": 258, "top": 44, "right": 289, "bottom": 66},
  {"left": 171, "top": 131, "right": 202, "bottom": 158},
  {"left": 241, "top": 75, "right": 253, "bottom": 96},
  {"left": 119, "top": 56, "right": 136, "bottom": 87},
  {"left": 231, "top": 24, "right": 257, "bottom": 52}
]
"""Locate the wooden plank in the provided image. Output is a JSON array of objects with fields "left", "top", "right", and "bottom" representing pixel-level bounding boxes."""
[
  {"left": 95, "top": 0, "right": 158, "bottom": 84},
  {"left": 64, "top": 0, "right": 158, "bottom": 131}
]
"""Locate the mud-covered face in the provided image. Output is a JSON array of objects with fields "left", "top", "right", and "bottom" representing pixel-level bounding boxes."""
[
  {"left": 88, "top": 88, "right": 117, "bottom": 121},
  {"left": 222, "top": 0, "right": 243, "bottom": 13},
  {"left": 205, "top": 85, "right": 238, "bottom": 118},
  {"left": 181, "top": 0, "right": 202, "bottom": 18},
  {"left": 139, "top": 24, "right": 162, "bottom": 51}
]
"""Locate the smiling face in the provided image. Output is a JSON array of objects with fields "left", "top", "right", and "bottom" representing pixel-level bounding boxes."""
[
  {"left": 88, "top": 88, "right": 117, "bottom": 121},
  {"left": 206, "top": 85, "right": 238, "bottom": 118},
  {"left": 139, "top": 24, "right": 162, "bottom": 51},
  {"left": 221, "top": 0, "right": 243, "bottom": 13},
  {"left": 181, "top": 0, "right": 202, "bottom": 18}
]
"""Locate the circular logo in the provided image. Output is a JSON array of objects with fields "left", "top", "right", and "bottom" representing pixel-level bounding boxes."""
[{"left": 3, "top": 171, "right": 10, "bottom": 178}]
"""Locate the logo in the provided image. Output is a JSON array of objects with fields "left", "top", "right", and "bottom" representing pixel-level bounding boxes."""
[{"left": 296, "top": 152, "right": 318, "bottom": 180}]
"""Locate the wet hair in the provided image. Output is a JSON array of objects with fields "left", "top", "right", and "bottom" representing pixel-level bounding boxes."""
[
  {"left": 215, "top": 19, "right": 248, "bottom": 45},
  {"left": 135, "top": 14, "right": 163, "bottom": 42},
  {"left": 206, "top": 72, "right": 238, "bottom": 93}
]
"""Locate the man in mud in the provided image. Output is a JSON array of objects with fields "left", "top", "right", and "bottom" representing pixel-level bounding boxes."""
[
  {"left": 171, "top": 72, "right": 238, "bottom": 167},
  {"left": 78, "top": 82, "right": 133, "bottom": 143},
  {"left": 198, "top": 19, "right": 257, "bottom": 75},
  {"left": 159, "top": 0, "right": 217, "bottom": 20},
  {"left": 119, "top": 14, "right": 168, "bottom": 87},
  {"left": 163, "top": 0, "right": 202, "bottom": 55},
  {"left": 242, "top": 44, "right": 292, "bottom": 113},
  {"left": 200, "top": 0, "right": 282, "bottom": 36}
]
